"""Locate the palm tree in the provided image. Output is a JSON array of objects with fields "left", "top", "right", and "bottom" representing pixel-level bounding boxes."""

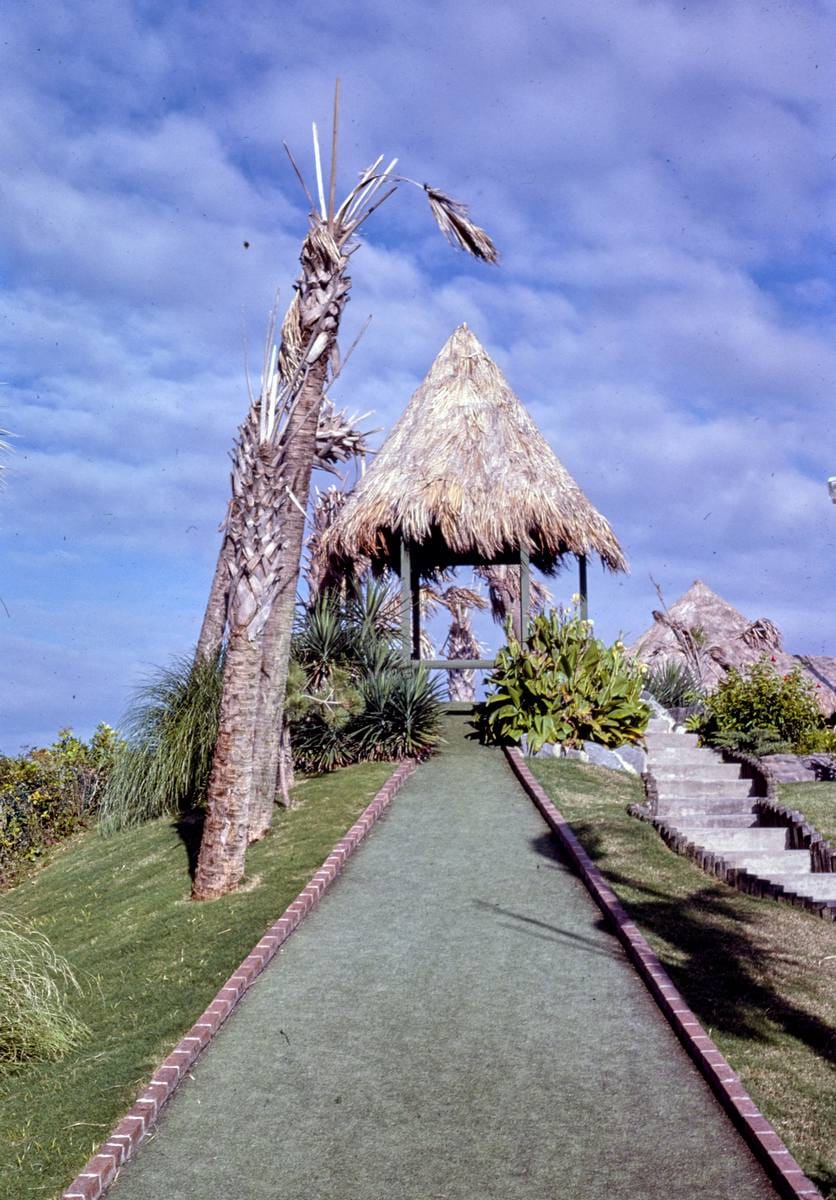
[
  {"left": 439, "top": 585, "right": 488, "bottom": 702},
  {"left": 192, "top": 86, "right": 497, "bottom": 899},
  {"left": 476, "top": 565, "right": 549, "bottom": 640}
]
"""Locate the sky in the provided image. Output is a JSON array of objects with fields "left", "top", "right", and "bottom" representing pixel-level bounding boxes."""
[{"left": 2, "top": 0, "right": 836, "bottom": 752}]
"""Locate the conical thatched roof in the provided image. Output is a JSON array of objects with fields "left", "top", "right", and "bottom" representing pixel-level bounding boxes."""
[
  {"left": 630, "top": 580, "right": 836, "bottom": 715},
  {"left": 321, "top": 324, "right": 626, "bottom": 575}
]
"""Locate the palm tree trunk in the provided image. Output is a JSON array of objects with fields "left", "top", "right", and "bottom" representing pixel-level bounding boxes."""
[
  {"left": 249, "top": 357, "right": 329, "bottom": 839},
  {"left": 195, "top": 533, "right": 232, "bottom": 661},
  {"left": 192, "top": 627, "right": 261, "bottom": 898}
]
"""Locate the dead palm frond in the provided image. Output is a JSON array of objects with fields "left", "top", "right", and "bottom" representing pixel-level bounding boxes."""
[{"left": 423, "top": 187, "right": 498, "bottom": 263}]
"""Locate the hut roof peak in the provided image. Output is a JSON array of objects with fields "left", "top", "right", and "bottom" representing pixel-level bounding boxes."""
[{"left": 320, "top": 324, "right": 627, "bottom": 574}]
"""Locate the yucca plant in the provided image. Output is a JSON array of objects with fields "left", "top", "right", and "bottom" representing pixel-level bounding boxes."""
[
  {"left": 0, "top": 915, "right": 87, "bottom": 1069},
  {"left": 349, "top": 667, "right": 444, "bottom": 761},
  {"left": 645, "top": 660, "right": 703, "bottom": 709},
  {"left": 99, "top": 649, "right": 224, "bottom": 833}
]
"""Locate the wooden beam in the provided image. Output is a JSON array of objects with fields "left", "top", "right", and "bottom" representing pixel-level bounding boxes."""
[
  {"left": 578, "top": 553, "right": 588, "bottom": 622},
  {"left": 410, "top": 559, "right": 421, "bottom": 659},
  {"left": 400, "top": 537, "right": 412, "bottom": 661},
  {"left": 519, "top": 545, "right": 530, "bottom": 640},
  {"left": 413, "top": 658, "right": 496, "bottom": 671}
]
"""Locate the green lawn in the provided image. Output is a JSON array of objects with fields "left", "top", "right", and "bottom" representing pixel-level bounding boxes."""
[
  {"left": 0, "top": 762, "right": 393, "bottom": 1200},
  {"left": 530, "top": 759, "right": 836, "bottom": 1199},
  {"left": 778, "top": 780, "right": 836, "bottom": 847}
]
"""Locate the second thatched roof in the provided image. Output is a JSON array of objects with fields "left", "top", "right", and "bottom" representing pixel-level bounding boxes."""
[{"left": 321, "top": 324, "right": 626, "bottom": 575}]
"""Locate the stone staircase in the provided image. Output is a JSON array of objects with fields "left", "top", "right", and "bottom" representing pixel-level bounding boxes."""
[{"left": 642, "top": 719, "right": 836, "bottom": 917}]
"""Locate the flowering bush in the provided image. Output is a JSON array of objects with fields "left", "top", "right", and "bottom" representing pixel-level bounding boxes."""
[
  {"left": 694, "top": 657, "right": 825, "bottom": 756},
  {"left": 479, "top": 606, "right": 650, "bottom": 753},
  {"left": 0, "top": 725, "right": 122, "bottom": 886}
]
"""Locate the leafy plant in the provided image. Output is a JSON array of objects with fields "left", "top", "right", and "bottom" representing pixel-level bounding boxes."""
[
  {"left": 290, "top": 583, "right": 443, "bottom": 772},
  {"left": 694, "top": 657, "right": 825, "bottom": 756},
  {"left": 98, "top": 650, "right": 224, "bottom": 833},
  {"left": 349, "top": 667, "right": 444, "bottom": 761},
  {"left": 645, "top": 660, "right": 703, "bottom": 710},
  {"left": 479, "top": 607, "right": 650, "bottom": 753},
  {"left": 0, "top": 915, "right": 87, "bottom": 1068},
  {"left": 0, "top": 725, "right": 121, "bottom": 885}
]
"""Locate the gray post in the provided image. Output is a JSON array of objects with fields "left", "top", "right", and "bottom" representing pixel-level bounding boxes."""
[
  {"left": 519, "top": 545, "right": 531, "bottom": 641},
  {"left": 400, "top": 538, "right": 412, "bottom": 661},
  {"left": 578, "top": 553, "right": 588, "bottom": 622}
]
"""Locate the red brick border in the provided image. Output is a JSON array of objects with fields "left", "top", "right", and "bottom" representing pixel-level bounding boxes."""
[
  {"left": 505, "top": 747, "right": 823, "bottom": 1200},
  {"left": 60, "top": 758, "right": 417, "bottom": 1200}
]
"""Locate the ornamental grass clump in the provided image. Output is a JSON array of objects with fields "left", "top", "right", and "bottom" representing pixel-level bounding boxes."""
[
  {"left": 99, "top": 650, "right": 224, "bottom": 833},
  {"left": 692, "top": 656, "right": 828, "bottom": 756},
  {"left": 479, "top": 606, "right": 650, "bottom": 754},
  {"left": 0, "top": 915, "right": 87, "bottom": 1069}
]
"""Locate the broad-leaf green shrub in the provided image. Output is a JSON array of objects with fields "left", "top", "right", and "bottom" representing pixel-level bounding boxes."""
[
  {"left": 479, "top": 607, "right": 650, "bottom": 754},
  {"left": 694, "top": 657, "right": 825, "bottom": 755},
  {"left": 0, "top": 915, "right": 87, "bottom": 1068},
  {"left": 0, "top": 725, "right": 121, "bottom": 885}
]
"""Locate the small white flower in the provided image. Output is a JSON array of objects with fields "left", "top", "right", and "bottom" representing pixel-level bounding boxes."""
[{"left": 570, "top": 593, "right": 582, "bottom": 605}]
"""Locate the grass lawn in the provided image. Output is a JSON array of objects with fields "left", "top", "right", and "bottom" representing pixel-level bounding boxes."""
[
  {"left": 0, "top": 762, "right": 393, "bottom": 1200},
  {"left": 778, "top": 781, "right": 836, "bottom": 847},
  {"left": 530, "top": 759, "right": 836, "bottom": 1199}
]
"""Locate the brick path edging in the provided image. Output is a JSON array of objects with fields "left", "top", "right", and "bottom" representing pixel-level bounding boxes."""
[
  {"left": 504, "top": 747, "right": 823, "bottom": 1200},
  {"left": 61, "top": 758, "right": 417, "bottom": 1200}
]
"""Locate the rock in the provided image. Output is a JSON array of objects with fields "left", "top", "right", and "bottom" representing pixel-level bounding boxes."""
[
  {"left": 582, "top": 742, "right": 623, "bottom": 770},
  {"left": 641, "top": 691, "right": 674, "bottom": 728},
  {"left": 562, "top": 747, "right": 589, "bottom": 762},
  {"left": 612, "top": 743, "right": 647, "bottom": 775},
  {"left": 532, "top": 742, "right": 561, "bottom": 759}
]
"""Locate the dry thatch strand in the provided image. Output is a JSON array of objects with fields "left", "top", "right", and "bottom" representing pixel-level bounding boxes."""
[
  {"left": 320, "top": 324, "right": 626, "bottom": 577},
  {"left": 630, "top": 580, "right": 836, "bottom": 715},
  {"left": 423, "top": 187, "right": 499, "bottom": 264}
]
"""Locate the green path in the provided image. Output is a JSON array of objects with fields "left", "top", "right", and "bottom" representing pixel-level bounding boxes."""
[{"left": 110, "top": 725, "right": 777, "bottom": 1199}]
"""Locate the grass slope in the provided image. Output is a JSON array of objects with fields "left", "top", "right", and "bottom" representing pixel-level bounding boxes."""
[
  {"left": 778, "top": 781, "right": 836, "bottom": 847},
  {"left": 0, "top": 762, "right": 393, "bottom": 1200},
  {"left": 530, "top": 759, "right": 836, "bottom": 1199}
]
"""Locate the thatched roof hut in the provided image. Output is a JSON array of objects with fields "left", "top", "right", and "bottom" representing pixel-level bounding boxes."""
[
  {"left": 630, "top": 580, "right": 836, "bottom": 715},
  {"left": 321, "top": 324, "right": 627, "bottom": 577}
]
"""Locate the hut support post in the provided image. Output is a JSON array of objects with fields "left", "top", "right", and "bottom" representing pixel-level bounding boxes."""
[
  {"left": 578, "top": 553, "right": 588, "bottom": 622},
  {"left": 519, "top": 546, "right": 530, "bottom": 641},
  {"left": 400, "top": 537, "right": 412, "bottom": 661},
  {"left": 410, "top": 559, "right": 421, "bottom": 659}
]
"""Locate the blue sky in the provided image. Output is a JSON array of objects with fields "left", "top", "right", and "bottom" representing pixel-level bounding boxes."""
[{"left": 2, "top": 0, "right": 836, "bottom": 751}]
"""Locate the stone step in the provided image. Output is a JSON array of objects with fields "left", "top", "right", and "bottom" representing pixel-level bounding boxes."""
[
  {"left": 655, "top": 778, "right": 755, "bottom": 801},
  {"left": 759, "top": 874, "right": 836, "bottom": 899},
  {"left": 644, "top": 732, "right": 700, "bottom": 749},
  {"left": 718, "top": 850, "right": 811, "bottom": 874},
  {"left": 656, "top": 798, "right": 757, "bottom": 818},
  {"left": 647, "top": 751, "right": 725, "bottom": 770},
  {"left": 669, "top": 813, "right": 761, "bottom": 830},
  {"left": 646, "top": 716, "right": 674, "bottom": 733},
  {"left": 674, "top": 827, "right": 789, "bottom": 853},
  {"left": 651, "top": 762, "right": 744, "bottom": 782}
]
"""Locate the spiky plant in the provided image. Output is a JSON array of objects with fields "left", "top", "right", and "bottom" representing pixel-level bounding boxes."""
[
  {"left": 99, "top": 650, "right": 224, "bottom": 833},
  {"left": 645, "top": 660, "right": 702, "bottom": 710},
  {"left": 349, "top": 667, "right": 444, "bottom": 761},
  {"left": 192, "top": 84, "right": 497, "bottom": 898},
  {"left": 0, "top": 915, "right": 87, "bottom": 1069}
]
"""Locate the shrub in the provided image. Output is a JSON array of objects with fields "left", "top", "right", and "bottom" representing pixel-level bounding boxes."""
[
  {"left": 695, "top": 657, "right": 824, "bottom": 755},
  {"left": 645, "top": 660, "right": 703, "bottom": 710},
  {"left": 349, "top": 667, "right": 444, "bottom": 761},
  {"left": 0, "top": 915, "right": 87, "bottom": 1068},
  {"left": 290, "top": 585, "right": 443, "bottom": 772},
  {"left": 98, "top": 650, "right": 224, "bottom": 833},
  {"left": 0, "top": 725, "right": 121, "bottom": 885},
  {"left": 479, "top": 607, "right": 650, "bottom": 754}
]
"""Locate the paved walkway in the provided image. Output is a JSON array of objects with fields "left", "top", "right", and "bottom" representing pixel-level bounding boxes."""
[{"left": 110, "top": 723, "right": 777, "bottom": 1199}]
